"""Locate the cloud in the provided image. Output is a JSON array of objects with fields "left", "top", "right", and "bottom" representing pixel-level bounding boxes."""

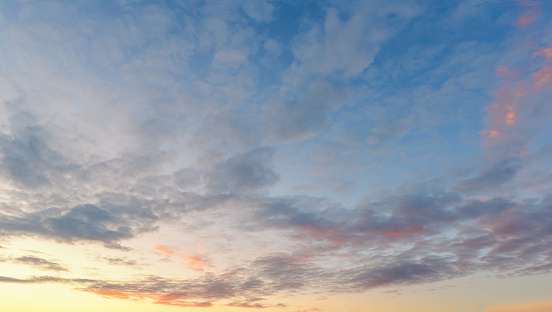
[
  {"left": 480, "top": 41, "right": 552, "bottom": 158},
  {"left": 11, "top": 256, "right": 68, "bottom": 272},
  {"left": 154, "top": 244, "right": 176, "bottom": 257},
  {"left": 241, "top": 0, "right": 275, "bottom": 23},
  {"left": 0, "top": 252, "right": 319, "bottom": 307},
  {"left": 456, "top": 159, "right": 520, "bottom": 192},
  {"left": 0, "top": 275, "right": 63, "bottom": 284},
  {"left": 532, "top": 43, "right": 552, "bottom": 90},
  {"left": 103, "top": 257, "right": 138, "bottom": 266},
  {"left": 1, "top": 189, "right": 551, "bottom": 309},
  {"left": 380, "top": 225, "right": 424, "bottom": 237},
  {"left": 267, "top": 80, "right": 348, "bottom": 142},
  {"left": 350, "top": 257, "right": 462, "bottom": 290},
  {"left": 0, "top": 276, "right": 29, "bottom": 283},
  {"left": 226, "top": 298, "right": 269, "bottom": 309},
  {"left": 92, "top": 289, "right": 131, "bottom": 299},
  {"left": 286, "top": 2, "right": 422, "bottom": 80},
  {"left": 205, "top": 148, "right": 279, "bottom": 194},
  {"left": 517, "top": 13, "right": 534, "bottom": 26},
  {"left": 154, "top": 244, "right": 211, "bottom": 271},
  {"left": 0, "top": 124, "right": 77, "bottom": 188},
  {"left": 0, "top": 1, "right": 552, "bottom": 311},
  {"left": 0, "top": 203, "right": 158, "bottom": 247}
]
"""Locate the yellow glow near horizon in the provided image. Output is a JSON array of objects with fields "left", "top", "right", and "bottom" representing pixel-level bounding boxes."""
[
  {"left": 3, "top": 235, "right": 552, "bottom": 312},
  {"left": 2, "top": 271, "right": 552, "bottom": 312},
  {"left": 486, "top": 300, "right": 552, "bottom": 312}
]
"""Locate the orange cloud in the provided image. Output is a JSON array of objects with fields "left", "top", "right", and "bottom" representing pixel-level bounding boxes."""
[
  {"left": 381, "top": 225, "right": 423, "bottom": 237},
  {"left": 178, "top": 253, "right": 211, "bottom": 268},
  {"left": 91, "top": 289, "right": 130, "bottom": 299},
  {"left": 154, "top": 244, "right": 211, "bottom": 270},
  {"left": 87, "top": 288, "right": 214, "bottom": 308},
  {"left": 486, "top": 300, "right": 552, "bottom": 312},
  {"left": 154, "top": 244, "right": 176, "bottom": 257}
]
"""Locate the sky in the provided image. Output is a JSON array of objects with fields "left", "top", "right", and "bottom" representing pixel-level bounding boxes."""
[{"left": 1, "top": 0, "right": 552, "bottom": 311}]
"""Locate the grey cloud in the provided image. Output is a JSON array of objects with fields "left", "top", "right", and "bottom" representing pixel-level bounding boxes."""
[
  {"left": 232, "top": 187, "right": 552, "bottom": 294},
  {"left": 456, "top": 159, "right": 521, "bottom": 192},
  {"left": 248, "top": 254, "right": 316, "bottom": 293},
  {"left": 386, "top": 187, "right": 461, "bottom": 223},
  {"left": 268, "top": 80, "right": 348, "bottom": 142},
  {"left": 349, "top": 257, "right": 463, "bottom": 290},
  {"left": 172, "top": 168, "right": 203, "bottom": 191},
  {"left": 192, "top": 109, "right": 262, "bottom": 157},
  {"left": 0, "top": 203, "right": 158, "bottom": 246},
  {"left": 288, "top": 3, "right": 421, "bottom": 79},
  {"left": 456, "top": 197, "right": 513, "bottom": 218},
  {"left": 13, "top": 256, "right": 68, "bottom": 272},
  {"left": 0, "top": 276, "right": 29, "bottom": 283},
  {"left": 205, "top": 148, "right": 279, "bottom": 194},
  {"left": 0, "top": 125, "right": 77, "bottom": 188},
  {"left": 0, "top": 275, "right": 63, "bottom": 284},
  {"left": 366, "top": 116, "right": 415, "bottom": 148},
  {"left": 241, "top": 0, "right": 275, "bottom": 23},
  {"left": 104, "top": 257, "right": 138, "bottom": 266},
  {"left": 249, "top": 186, "right": 461, "bottom": 245}
]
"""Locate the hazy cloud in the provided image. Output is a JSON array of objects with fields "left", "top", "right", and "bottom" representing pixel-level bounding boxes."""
[
  {"left": 205, "top": 148, "right": 279, "bottom": 194},
  {"left": 12, "top": 256, "right": 68, "bottom": 272}
]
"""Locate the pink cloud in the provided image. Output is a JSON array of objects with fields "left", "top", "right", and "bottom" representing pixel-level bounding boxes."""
[
  {"left": 534, "top": 44, "right": 552, "bottom": 58},
  {"left": 154, "top": 244, "right": 176, "bottom": 257},
  {"left": 178, "top": 253, "right": 211, "bottom": 269},
  {"left": 481, "top": 41, "right": 552, "bottom": 156},
  {"left": 154, "top": 244, "right": 211, "bottom": 270},
  {"left": 517, "top": 13, "right": 534, "bottom": 26},
  {"left": 381, "top": 225, "right": 423, "bottom": 237},
  {"left": 296, "top": 224, "right": 347, "bottom": 245},
  {"left": 532, "top": 63, "right": 552, "bottom": 90}
]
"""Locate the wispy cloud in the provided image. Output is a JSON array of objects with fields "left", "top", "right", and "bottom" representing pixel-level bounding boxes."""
[
  {"left": 154, "top": 244, "right": 211, "bottom": 271},
  {"left": 11, "top": 256, "right": 68, "bottom": 272}
]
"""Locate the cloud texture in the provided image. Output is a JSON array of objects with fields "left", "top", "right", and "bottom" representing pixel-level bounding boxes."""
[{"left": 1, "top": 0, "right": 552, "bottom": 311}]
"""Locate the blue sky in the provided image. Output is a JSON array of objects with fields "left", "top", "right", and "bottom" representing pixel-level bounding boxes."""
[{"left": 1, "top": 1, "right": 552, "bottom": 311}]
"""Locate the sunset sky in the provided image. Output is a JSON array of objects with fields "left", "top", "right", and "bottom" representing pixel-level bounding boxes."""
[{"left": 1, "top": 1, "right": 552, "bottom": 311}]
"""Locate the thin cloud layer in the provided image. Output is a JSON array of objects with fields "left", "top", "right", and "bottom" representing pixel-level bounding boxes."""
[{"left": 1, "top": 1, "right": 552, "bottom": 311}]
